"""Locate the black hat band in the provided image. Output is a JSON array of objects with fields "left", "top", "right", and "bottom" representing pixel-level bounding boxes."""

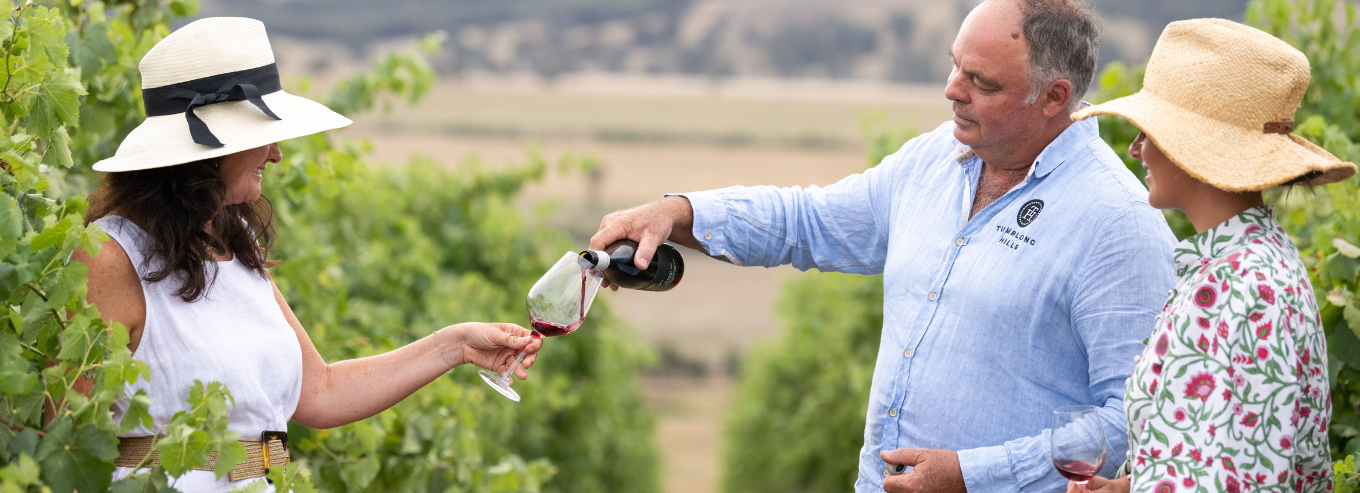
[{"left": 142, "top": 63, "right": 283, "bottom": 148}]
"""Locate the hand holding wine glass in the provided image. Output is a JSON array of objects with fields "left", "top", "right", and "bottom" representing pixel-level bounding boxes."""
[
  {"left": 448, "top": 322, "right": 542, "bottom": 380},
  {"left": 1052, "top": 405, "right": 1109, "bottom": 487}
]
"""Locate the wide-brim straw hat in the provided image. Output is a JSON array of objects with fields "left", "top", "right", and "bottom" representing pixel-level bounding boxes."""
[
  {"left": 92, "top": 17, "right": 351, "bottom": 172},
  {"left": 1072, "top": 18, "right": 1355, "bottom": 191}
]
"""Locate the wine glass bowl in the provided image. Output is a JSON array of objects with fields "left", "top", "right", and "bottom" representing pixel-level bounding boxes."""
[
  {"left": 480, "top": 252, "right": 603, "bottom": 402},
  {"left": 1051, "top": 405, "right": 1108, "bottom": 485}
]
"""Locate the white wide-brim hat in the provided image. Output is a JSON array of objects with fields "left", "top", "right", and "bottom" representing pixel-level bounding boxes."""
[{"left": 92, "top": 17, "right": 352, "bottom": 172}]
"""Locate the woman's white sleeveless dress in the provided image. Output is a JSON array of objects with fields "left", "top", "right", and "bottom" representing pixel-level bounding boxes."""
[{"left": 99, "top": 216, "right": 303, "bottom": 492}]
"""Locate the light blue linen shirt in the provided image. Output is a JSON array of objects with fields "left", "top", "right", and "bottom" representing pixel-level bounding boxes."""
[{"left": 678, "top": 117, "right": 1176, "bottom": 493}]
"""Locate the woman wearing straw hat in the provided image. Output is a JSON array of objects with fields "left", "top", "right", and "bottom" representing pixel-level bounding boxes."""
[
  {"left": 1065, "top": 18, "right": 1353, "bottom": 493},
  {"left": 71, "top": 18, "right": 543, "bottom": 490}
]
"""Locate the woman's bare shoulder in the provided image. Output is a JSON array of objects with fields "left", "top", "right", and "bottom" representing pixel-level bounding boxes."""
[{"left": 73, "top": 234, "right": 141, "bottom": 295}]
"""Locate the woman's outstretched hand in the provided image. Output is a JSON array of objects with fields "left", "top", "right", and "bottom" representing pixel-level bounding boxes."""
[
  {"left": 445, "top": 322, "right": 543, "bottom": 381},
  {"left": 1066, "top": 476, "right": 1130, "bottom": 493}
]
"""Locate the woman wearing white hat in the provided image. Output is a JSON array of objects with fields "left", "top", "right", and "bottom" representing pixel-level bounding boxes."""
[
  {"left": 72, "top": 18, "right": 542, "bottom": 489},
  {"left": 1065, "top": 18, "right": 1353, "bottom": 493}
]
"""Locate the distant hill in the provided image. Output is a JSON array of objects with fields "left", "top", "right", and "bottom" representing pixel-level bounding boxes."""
[{"left": 198, "top": 0, "right": 1250, "bottom": 82}]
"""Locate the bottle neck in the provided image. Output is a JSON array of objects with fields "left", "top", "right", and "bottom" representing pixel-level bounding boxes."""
[{"left": 581, "top": 250, "right": 611, "bottom": 270}]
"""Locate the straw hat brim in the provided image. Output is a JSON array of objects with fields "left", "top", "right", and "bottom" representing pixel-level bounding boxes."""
[
  {"left": 1072, "top": 90, "right": 1356, "bottom": 191},
  {"left": 93, "top": 90, "right": 352, "bottom": 172}
]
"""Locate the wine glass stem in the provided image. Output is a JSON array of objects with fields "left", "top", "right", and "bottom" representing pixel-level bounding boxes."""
[{"left": 498, "top": 332, "right": 543, "bottom": 379}]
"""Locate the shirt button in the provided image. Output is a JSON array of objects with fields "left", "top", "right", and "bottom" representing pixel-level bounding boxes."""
[
  {"left": 705, "top": 232, "right": 713, "bottom": 239},
  {"left": 903, "top": 349, "right": 914, "bottom": 358},
  {"left": 927, "top": 292, "right": 938, "bottom": 301},
  {"left": 955, "top": 237, "right": 965, "bottom": 246},
  {"left": 1134, "top": 355, "right": 1142, "bottom": 364},
  {"left": 889, "top": 409, "right": 897, "bottom": 417},
  {"left": 883, "top": 469, "right": 890, "bottom": 478}
]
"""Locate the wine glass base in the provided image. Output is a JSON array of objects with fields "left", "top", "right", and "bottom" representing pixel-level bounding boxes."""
[{"left": 478, "top": 369, "right": 521, "bottom": 402}]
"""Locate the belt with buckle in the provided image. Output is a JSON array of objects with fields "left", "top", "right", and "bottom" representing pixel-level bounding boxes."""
[{"left": 114, "top": 431, "right": 289, "bottom": 481}]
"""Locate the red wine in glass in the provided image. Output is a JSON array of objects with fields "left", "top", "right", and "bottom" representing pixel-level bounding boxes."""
[
  {"left": 1051, "top": 405, "right": 1108, "bottom": 486},
  {"left": 1054, "top": 459, "right": 1104, "bottom": 483},
  {"left": 530, "top": 317, "right": 581, "bottom": 337}
]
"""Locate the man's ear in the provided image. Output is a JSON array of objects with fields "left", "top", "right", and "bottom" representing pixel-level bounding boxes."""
[{"left": 1042, "top": 78, "right": 1073, "bottom": 118}]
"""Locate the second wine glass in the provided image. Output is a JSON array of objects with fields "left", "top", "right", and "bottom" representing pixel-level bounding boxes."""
[{"left": 1051, "top": 405, "right": 1108, "bottom": 486}]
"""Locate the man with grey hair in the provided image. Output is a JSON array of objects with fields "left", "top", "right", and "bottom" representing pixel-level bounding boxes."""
[{"left": 590, "top": 1, "right": 1175, "bottom": 492}]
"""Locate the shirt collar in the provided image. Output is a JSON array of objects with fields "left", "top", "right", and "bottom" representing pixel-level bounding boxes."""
[
  {"left": 951, "top": 103, "right": 1099, "bottom": 178},
  {"left": 1031, "top": 112, "right": 1098, "bottom": 178},
  {"left": 1173, "top": 205, "right": 1282, "bottom": 275}
]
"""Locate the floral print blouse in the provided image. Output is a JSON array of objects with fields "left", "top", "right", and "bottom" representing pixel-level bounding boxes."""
[{"left": 1125, "top": 206, "right": 1331, "bottom": 493}]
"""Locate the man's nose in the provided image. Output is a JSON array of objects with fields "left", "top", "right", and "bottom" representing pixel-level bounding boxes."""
[{"left": 944, "top": 69, "right": 967, "bottom": 103}]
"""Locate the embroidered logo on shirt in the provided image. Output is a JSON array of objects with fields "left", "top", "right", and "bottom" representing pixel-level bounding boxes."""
[{"left": 1017, "top": 199, "right": 1044, "bottom": 227}]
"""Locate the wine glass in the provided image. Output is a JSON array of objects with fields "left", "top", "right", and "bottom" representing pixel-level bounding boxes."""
[
  {"left": 1051, "top": 405, "right": 1108, "bottom": 486},
  {"left": 479, "top": 252, "right": 603, "bottom": 402}
]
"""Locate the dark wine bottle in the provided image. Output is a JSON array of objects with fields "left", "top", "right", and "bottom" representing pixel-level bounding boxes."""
[{"left": 579, "top": 240, "right": 684, "bottom": 291}]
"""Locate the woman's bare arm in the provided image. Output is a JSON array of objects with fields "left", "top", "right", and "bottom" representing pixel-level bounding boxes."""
[
  {"left": 72, "top": 237, "right": 147, "bottom": 354},
  {"left": 53, "top": 237, "right": 145, "bottom": 420},
  {"left": 275, "top": 282, "right": 541, "bottom": 429}
]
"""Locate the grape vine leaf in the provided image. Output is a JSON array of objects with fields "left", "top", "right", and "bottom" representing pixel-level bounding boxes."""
[
  {"left": 211, "top": 436, "right": 246, "bottom": 480},
  {"left": 0, "top": 331, "right": 36, "bottom": 395},
  {"left": 0, "top": 453, "right": 39, "bottom": 486},
  {"left": 27, "top": 67, "right": 84, "bottom": 140},
  {"left": 338, "top": 455, "right": 380, "bottom": 490},
  {"left": 24, "top": 8, "right": 68, "bottom": 68},
  {"left": 40, "top": 125, "right": 71, "bottom": 168},
  {"left": 0, "top": 194, "right": 20, "bottom": 257},
  {"left": 5, "top": 429, "right": 38, "bottom": 459},
  {"left": 1346, "top": 304, "right": 1360, "bottom": 341},
  {"left": 117, "top": 391, "right": 153, "bottom": 434},
  {"left": 31, "top": 216, "right": 72, "bottom": 252},
  {"left": 35, "top": 419, "right": 118, "bottom": 493},
  {"left": 155, "top": 423, "right": 211, "bottom": 476},
  {"left": 43, "top": 260, "right": 87, "bottom": 311},
  {"left": 266, "top": 463, "right": 319, "bottom": 493}
]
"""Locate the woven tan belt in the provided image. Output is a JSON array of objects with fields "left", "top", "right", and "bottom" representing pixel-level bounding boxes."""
[{"left": 114, "top": 431, "right": 289, "bottom": 481}]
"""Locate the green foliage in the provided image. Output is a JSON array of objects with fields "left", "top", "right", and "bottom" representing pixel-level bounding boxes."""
[
  {"left": 0, "top": 2, "right": 658, "bottom": 493},
  {"left": 859, "top": 112, "right": 916, "bottom": 169},
  {"left": 1339, "top": 455, "right": 1359, "bottom": 493},
  {"left": 722, "top": 273, "right": 882, "bottom": 493}
]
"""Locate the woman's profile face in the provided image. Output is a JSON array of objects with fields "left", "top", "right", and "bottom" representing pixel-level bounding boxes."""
[
  {"left": 1129, "top": 131, "right": 1192, "bottom": 210},
  {"left": 220, "top": 143, "right": 281, "bottom": 205}
]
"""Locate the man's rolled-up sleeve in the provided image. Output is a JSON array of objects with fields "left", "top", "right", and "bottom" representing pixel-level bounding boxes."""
[{"left": 958, "top": 203, "right": 1176, "bottom": 493}]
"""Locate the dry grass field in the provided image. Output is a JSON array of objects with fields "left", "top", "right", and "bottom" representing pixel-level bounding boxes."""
[{"left": 345, "top": 74, "right": 951, "bottom": 493}]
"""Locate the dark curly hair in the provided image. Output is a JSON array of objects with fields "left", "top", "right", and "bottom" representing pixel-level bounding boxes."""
[{"left": 85, "top": 158, "right": 276, "bottom": 302}]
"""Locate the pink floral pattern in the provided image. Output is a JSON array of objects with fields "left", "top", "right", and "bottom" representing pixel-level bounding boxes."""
[{"left": 1125, "top": 207, "right": 1331, "bottom": 493}]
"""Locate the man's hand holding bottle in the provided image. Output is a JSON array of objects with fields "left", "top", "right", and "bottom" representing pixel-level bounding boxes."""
[{"left": 589, "top": 196, "right": 702, "bottom": 290}]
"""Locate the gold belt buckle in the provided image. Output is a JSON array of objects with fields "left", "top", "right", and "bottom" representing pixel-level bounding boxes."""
[{"left": 260, "top": 431, "right": 289, "bottom": 479}]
